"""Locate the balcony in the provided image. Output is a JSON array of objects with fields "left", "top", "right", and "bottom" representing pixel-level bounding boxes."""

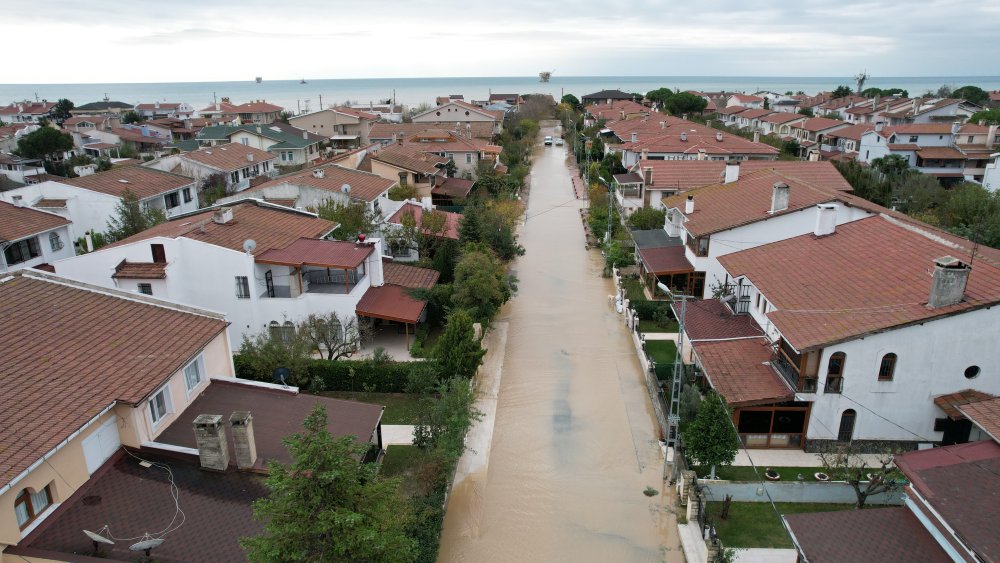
[{"left": 303, "top": 269, "right": 365, "bottom": 294}]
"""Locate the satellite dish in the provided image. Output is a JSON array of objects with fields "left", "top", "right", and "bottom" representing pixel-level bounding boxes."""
[
  {"left": 341, "top": 183, "right": 351, "bottom": 194},
  {"left": 272, "top": 367, "right": 291, "bottom": 386},
  {"left": 130, "top": 538, "right": 164, "bottom": 556},
  {"left": 84, "top": 530, "right": 114, "bottom": 544},
  {"left": 243, "top": 239, "right": 257, "bottom": 254}
]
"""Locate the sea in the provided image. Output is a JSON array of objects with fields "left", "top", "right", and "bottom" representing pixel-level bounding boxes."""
[{"left": 1, "top": 75, "right": 999, "bottom": 112}]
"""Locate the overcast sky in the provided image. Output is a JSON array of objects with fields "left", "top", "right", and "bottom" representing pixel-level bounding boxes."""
[{"left": 5, "top": 0, "right": 999, "bottom": 83}]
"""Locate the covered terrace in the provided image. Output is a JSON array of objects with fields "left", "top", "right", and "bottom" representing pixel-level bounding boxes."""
[{"left": 255, "top": 237, "right": 373, "bottom": 297}]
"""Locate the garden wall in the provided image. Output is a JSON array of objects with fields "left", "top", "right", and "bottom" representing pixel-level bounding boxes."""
[{"left": 698, "top": 479, "right": 904, "bottom": 505}]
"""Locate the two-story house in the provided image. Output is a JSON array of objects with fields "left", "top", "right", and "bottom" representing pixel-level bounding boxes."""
[
  {"left": 225, "top": 164, "right": 396, "bottom": 217},
  {"left": 0, "top": 101, "right": 57, "bottom": 124},
  {"left": 0, "top": 200, "right": 74, "bottom": 271},
  {"left": 134, "top": 102, "right": 195, "bottom": 120},
  {"left": 289, "top": 106, "right": 379, "bottom": 150},
  {"left": 0, "top": 166, "right": 199, "bottom": 241},
  {"left": 410, "top": 99, "right": 504, "bottom": 137},
  {"left": 365, "top": 145, "right": 448, "bottom": 197},
  {"left": 198, "top": 123, "right": 326, "bottom": 167},
  {"left": 144, "top": 143, "right": 277, "bottom": 192}
]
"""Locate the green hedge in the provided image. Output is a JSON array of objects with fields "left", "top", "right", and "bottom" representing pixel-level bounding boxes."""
[
  {"left": 234, "top": 355, "right": 442, "bottom": 393},
  {"left": 632, "top": 299, "right": 675, "bottom": 321}
]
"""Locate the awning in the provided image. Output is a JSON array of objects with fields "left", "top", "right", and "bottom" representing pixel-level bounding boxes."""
[
  {"left": 916, "top": 147, "right": 967, "bottom": 160},
  {"left": 256, "top": 237, "right": 372, "bottom": 269},
  {"left": 637, "top": 245, "right": 694, "bottom": 276},
  {"left": 331, "top": 134, "right": 359, "bottom": 140},
  {"left": 694, "top": 338, "right": 795, "bottom": 407},
  {"left": 356, "top": 284, "right": 427, "bottom": 324},
  {"left": 934, "top": 389, "right": 995, "bottom": 420}
]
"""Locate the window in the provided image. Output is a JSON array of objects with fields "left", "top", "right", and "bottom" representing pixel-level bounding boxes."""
[
  {"left": 183, "top": 187, "right": 193, "bottom": 203},
  {"left": 909, "top": 135, "right": 919, "bottom": 143},
  {"left": 165, "top": 192, "right": 180, "bottom": 209},
  {"left": 151, "top": 243, "right": 166, "bottom": 263},
  {"left": 14, "top": 485, "right": 52, "bottom": 530},
  {"left": 235, "top": 276, "right": 250, "bottom": 299},
  {"left": 137, "top": 283, "right": 153, "bottom": 295},
  {"left": 968, "top": 135, "right": 975, "bottom": 143},
  {"left": 465, "top": 153, "right": 472, "bottom": 164},
  {"left": 265, "top": 270, "right": 275, "bottom": 298},
  {"left": 837, "top": 409, "right": 856, "bottom": 441},
  {"left": 49, "top": 231, "right": 63, "bottom": 251},
  {"left": 240, "top": 138, "right": 249, "bottom": 145},
  {"left": 965, "top": 365, "right": 981, "bottom": 379},
  {"left": 148, "top": 387, "right": 171, "bottom": 425},
  {"left": 825, "top": 352, "right": 845, "bottom": 393},
  {"left": 933, "top": 417, "right": 950, "bottom": 432},
  {"left": 877, "top": 353, "right": 896, "bottom": 381},
  {"left": 4, "top": 237, "right": 41, "bottom": 265},
  {"left": 183, "top": 356, "right": 203, "bottom": 391},
  {"left": 269, "top": 320, "right": 295, "bottom": 342}
]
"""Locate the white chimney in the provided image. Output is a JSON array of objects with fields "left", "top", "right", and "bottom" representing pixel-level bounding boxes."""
[
  {"left": 770, "top": 182, "right": 790, "bottom": 213},
  {"left": 724, "top": 162, "right": 740, "bottom": 183},
  {"left": 875, "top": 121, "right": 885, "bottom": 132},
  {"left": 928, "top": 256, "right": 971, "bottom": 308},
  {"left": 715, "top": 131, "right": 723, "bottom": 142},
  {"left": 631, "top": 132, "right": 638, "bottom": 143},
  {"left": 213, "top": 207, "right": 234, "bottom": 224},
  {"left": 987, "top": 124, "right": 998, "bottom": 144},
  {"left": 85, "top": 230, "right": 94, "bottom": 252},
  {"left": 951, "top": 121, "right": 961, "bottom": 137},
  {"left": 680, "top": 132, "right": 688, "bottom": 142},
  {"left": 808, "top": 151, "right": 820, "bottom": 162},
  {"left": 421, "top": 196, "right": 433, "bottom": 210},
  {"left": 753, "top": 131, "right": 760, "bottom": 143},
  {"left": 11, "top": 195, "right": 23, "bottom": 207},
  {"left": 685, "top": 195, "right": 695, "bottom": 214},
  {"left": 620, "top": 110, "right": 626, "bottom": 120},
  {"left": 641, "top": 148, "right": 649, "bottom": 160},
  {"left": 607, "top": 98, "right": 612, "bottom": 105},
  {"left": 369, "top": 238, "right": 385, "bottom": 286},
  {"left": 660, "top": 121, "right": 666, "bottom": 130},
  {"left": 192, "top": 414, "right": 229, "bottom": 471},
  {"left": 246, "top": 152, "right": 254, "bottom": 162},
  {"left": 302, "top": 130, "right": 308, "bottom": 140},
  {"left": 216, "top": 102, "right": 221, "bottom": 111},
  {"left": 814, "top": 204, "right": 837, "bottom": 237},
  {"left": 154, "top": 101, "right": 160, "bottom": 109}
]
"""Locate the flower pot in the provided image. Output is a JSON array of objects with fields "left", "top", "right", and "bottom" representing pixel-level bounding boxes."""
[{"left": 814, "top": 472, "right": 830, "bottom": 482}]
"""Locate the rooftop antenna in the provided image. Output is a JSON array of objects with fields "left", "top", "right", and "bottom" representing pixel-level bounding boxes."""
[
  {"left": 129, "top": 536, "right": 165, "bottom": 558},
  {"left": 83, "top": 530, "right": 114, "bottom": 556},
  {"left": 242, "top": 239, "right": 257, "bottom": 254}
]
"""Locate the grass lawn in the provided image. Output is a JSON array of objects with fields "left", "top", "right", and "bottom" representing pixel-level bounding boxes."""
[
  {"left": 707, "top": 502, "right": 854, "bottom": 548},
  {"left": 645, "top": 340, "right": 677, "bottom": 364},
  {"left": 638, "top": 319, "right": 680, "bottom": 333},
  {"left": 695, "top": 465, "right": 829, "bottom": 482},
  {"left": 622, "top": 277, "right": 647, "bottom": 301},
  {"left": 379, "top": 445, "right": 431, "bottom": 497},
  {"left": 320, "top": 391, "right": 428, "bottom": 424}
]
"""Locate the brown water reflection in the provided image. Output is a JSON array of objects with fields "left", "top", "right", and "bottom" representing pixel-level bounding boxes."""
[{"left": 437, "top": 123, "right": 680, "bottom": 562}]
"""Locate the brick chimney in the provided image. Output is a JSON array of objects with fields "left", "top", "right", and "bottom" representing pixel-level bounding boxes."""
[
  {"left": 192, "top": 414, "right": 229, "bottom": 471},
  {"left": 770, "top": 182, "right": 790, "bottom": 213},
  {"left": 928, "top": 256, "right": 971, "bottom": 308},
  {"left": 643, "top": 166, "right": 653, "bottom": 186},
  {"left": 229, "top": 411, "right": 257, "bottom": 470}
]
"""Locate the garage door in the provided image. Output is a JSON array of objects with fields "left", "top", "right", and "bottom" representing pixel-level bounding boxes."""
[{"left": 81, "top": 418, "right": 121, "bottom": 475}]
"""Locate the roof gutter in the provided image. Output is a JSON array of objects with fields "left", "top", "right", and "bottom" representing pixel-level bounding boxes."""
[{"left": 0, "top": 401, "right": 117, "bottom": 498}]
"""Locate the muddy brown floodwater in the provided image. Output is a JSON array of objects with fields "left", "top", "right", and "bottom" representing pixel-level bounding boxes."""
[{"left": 437, "top": 123, "right": 682, "bottom": 562}]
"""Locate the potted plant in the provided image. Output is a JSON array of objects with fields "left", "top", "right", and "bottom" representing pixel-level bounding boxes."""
[
  {"left": 764, "top": 467, "right": 781, "bottom": 481},
  {"left": 814, "top": 472, "right": 830, "bottom": 481}
]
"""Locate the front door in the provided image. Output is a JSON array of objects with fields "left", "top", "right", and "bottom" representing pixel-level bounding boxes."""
[{"left": 837, "top": 409, "right": 856, "bottom": 442}]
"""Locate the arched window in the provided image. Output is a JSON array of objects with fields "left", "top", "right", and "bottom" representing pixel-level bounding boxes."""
[
  {"left": 14, "top": 485, "right": 52, "bottom": 529},
  {"left": 268, "top": 321, "right": 281, "bottom": 341},
  {"left": 838, "top": 409, "right": 857, "bottom": 442},
  {"left": 825, "top": 352, "right": 845, "bottom": 393},
  {"left": 282, "top": 321, "right": 295, "bottom": 342},
  {"left": 878, "top": 353, "right": 897, "bottom": 381}
]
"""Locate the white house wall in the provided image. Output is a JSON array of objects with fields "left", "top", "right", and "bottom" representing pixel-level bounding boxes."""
[{"left": 0, "top": 182, "right": 118, "bottom": 240}]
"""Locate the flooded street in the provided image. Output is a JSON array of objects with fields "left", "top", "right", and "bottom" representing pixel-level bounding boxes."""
[{"left": 438, "top": 123, "right": 681, "bottom": 562}]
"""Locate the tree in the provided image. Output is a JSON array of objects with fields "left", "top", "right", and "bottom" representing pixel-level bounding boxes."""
[
  {"left": 106, "top": 189, "right": 167, "bottom": 241},
  {"left": 15, "top": 127, "right": 73, "bottom": 161},
  {"left": 388, "top": 182, "right": 418, "bottom": 201},
  {"left": 664, "top": 92, "right": 707, "bottom": 116},
  {"left": 433, "top": 309, "right": 485, "bottom": 379},
  {"left": 316, "top": 200, "right": 380, "bottom": 240},
  {"left": 120, "top": 110, "right": 144, "bottom": 124},
  {"left": 682, "top": 391, "right": 740, "bottom": 479},
  {"left": 967, "top": 108, "right": 1000, "bottom": 125},
  {"left": 52, "top": 98, "right": 74, "bottom": 125},
  {"left": 797, "top": 107, "right": 815, "bottom": 117},
  {"left": 951, "top": 85, "right": 988, "bottom": 106},
  {"left": 627, "top": 207, "right": 666, "bottom": 230},
  {"left": 861, "top": 87, "right": 908, "bottom": 98},
  {"left": 871, "top": 153, "right": 909, "bottom": 179},
  {"left": 298, "top": 312, "right": 372, "bottom": 360},
  {"left": 936, "top": 84, "right": 953, "bottom": 98},
  {"left": 444, "top": 159, "right": 457, "bottom": 178},
  {"left": 200, "top": 172, "right": 231, "bottom": 207},
  {"left": 818, "top": 444, "right": 902, "bottom": 509},
  {"left": 646, "top": 87, "right": 674, "bottom": 107},
  {"left": 237, "top": 323, "right": 314, "bottom": 387},
  {"left": 831, "top": 85, "right": 853, "bottom": 99},
  {"left": 242, "top": 404, "right": 416, "bottom": 562},
  {"left": 451, "top": 244, "right": 513, "bottom": 323},
  {"left": 277, "top": 110, "right": 293, "bottom": 124},
  {"left": 560, "top": 94, "right": 581, "bottom": 110}
]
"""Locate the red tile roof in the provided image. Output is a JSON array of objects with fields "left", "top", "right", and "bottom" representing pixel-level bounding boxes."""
[
  {"left": 958, "top": 397, "right": 1000, "bottom": 442},
  {"left": 356, "top": 284, "right": 427, "bottom": 323},
  {"left": 60, "top": 166, "right": 194, "bottom": 200},
  {"left": 693, "top": 338, "right": 794, "bottom": 406},
  {"left": 387, "top": 203, "right": 461, "bottom": 240},
  {"left": 641, "top": 160, "right": 853, "bottom": 193},
  {"left": 371, "top": 121, "right": 496, "bottom": 141},
  {"left": 796, "top": 117, "right": 848, "bottom": 132},
  {"left": 894, "top": 441, "right": 1000, "bottom": 561},
  {"left": 255, "top": 237, "right": 373, "bottom": 269},
  {"left": 107, "top": 200, "right": 335, "bottom": 254},
  {"left": 32, "top": 199, "right": 68, "bottom": 209},
  {"left": 761, "top": 113, "right": 807, "bottom": 125},
  {"left": 637, "top": 245, "right": 693, "bottom": 275},
  {"left": 112, "top": 260, "right": 168, "bottom": 279},
  {"left": 916, "top": 146, "right": 968, "bottom": 160},
  {"left": 0, "top": 271, "right": 228, "bottom": 487},
  {"left": 0, "top": 200, "right": 69, "bottom": 242},
  {"left": 432, "top": 177, "right": 475, "bottom": 199},
  {"left": 181, "top": 142, "right": 276, "bottom": 171},
  {"left": 671, "top": 299, "right": 764, "bottom": 341},
  {"left": 231, "top": 101, "right": 284, "bottom": 113},
  {"left": 736, "top": 109, "right": 774, "bottom": 120},
  {"left": 329, "top": 105, "right": 378, "bottom": 121},
  {"left": 662, "top": 169, "right": 843, "bottom": 236},
  {"left": 382, "top": 260, "right": 440, "bottom": 289},
  {"left": 719, "top": 215, "right": 1000, "bottom": 351},
  {"left": 715, "top": 106, "right": 748, "bottom": 116},
  {"left": 825, "top": 123, "right": 875, "bottom": 142},
  {"left": 249, "top": 164, "right": 395, "bottom": 203},
  {"left": 373, "top": 147, "right": 447, "bottom": 174},
  {"left": 784, "top": 507, "right": 951, "bottom": 563},
  {"left": 933, "top": 389, "right": 994, "bottom": 420}
]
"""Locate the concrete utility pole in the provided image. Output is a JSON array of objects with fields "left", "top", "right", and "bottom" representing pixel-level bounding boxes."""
[{"left": 657, "top": 281, "right": 695, "bottom": 480}]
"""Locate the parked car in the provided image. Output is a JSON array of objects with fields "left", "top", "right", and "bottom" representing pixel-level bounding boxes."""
[
  {"left": 544, "top": 135, "right": 553, "bottom": 145},
  {"left": 555, "top": 138, "right": 564, "bottom": 146}
]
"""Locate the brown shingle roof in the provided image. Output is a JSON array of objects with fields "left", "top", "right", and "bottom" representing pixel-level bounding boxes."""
[
  {"left": 107, "top": 200, "right": 335, "bottom": 254},
  {"left": 797, "top": 117, "right": 848, "bottom": 132},
  {"left": 373, "top": 147, "right": 446, "bottom": 174},
  {"left": 356, "top": 284, "right": 427, "bottom": 324},
  {"left": 248, "top": 164, "right": 395, "bottom": 203},
  {"left": 693, "top": 338, "right": 794, "bottom": 406},
  {"left": 761, "top": 113, "right": 807, "bottom": 124},
  {"left": 662, "top": 169, "right": 842, "bottom": 236},
  {"left": 672, "top": 299, "right": 765, "bottom": 341},
  {"left": 916, "top": 146, "right": 968, "bottom": 160},
  {"left": 719, "top": 215, "right": 1000, "bottom": 351},
  {"left": 0, "top": 200, "right": 69, "bottom": 242},
  {"left": 181, "top": 142, "right": 276, "bottom": 171},
  {"left": 371, "top": 121, "right": 496, "bottom": 141},
  {"left": 958, "top": 397, "right": 1000, "bottom": 442},
  {"left": 387, "top": 203, "right": 461, "bottom": 240},
  {"left": 255, "top": 237, "right": 373, "bottom": 269},
  {"left": 0, "top": 271, "right": 228, "bottom": 487},
  {"left": 432, "top": 177, "right": 475, "bottom": 199},
  {"left": 32, "top": 198, "right": 67, "bottom": 208},
  {"left": 933, "top": 389, "right": 994, "bottom": 420},
  {"left": 112, "top": 260, "right": 167, "bottom": 279},
  {"left": 637, "top": 245, "right": 693, "bottom": 275},
  {"left": 784, "top": 507, "right": 951, "bottom": 563},
  {"left": 382, "top": 260, "right": 440, "bottom": 289},
  {"left": 61, "top": 166, "right": 194, "bottom": 200}
]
